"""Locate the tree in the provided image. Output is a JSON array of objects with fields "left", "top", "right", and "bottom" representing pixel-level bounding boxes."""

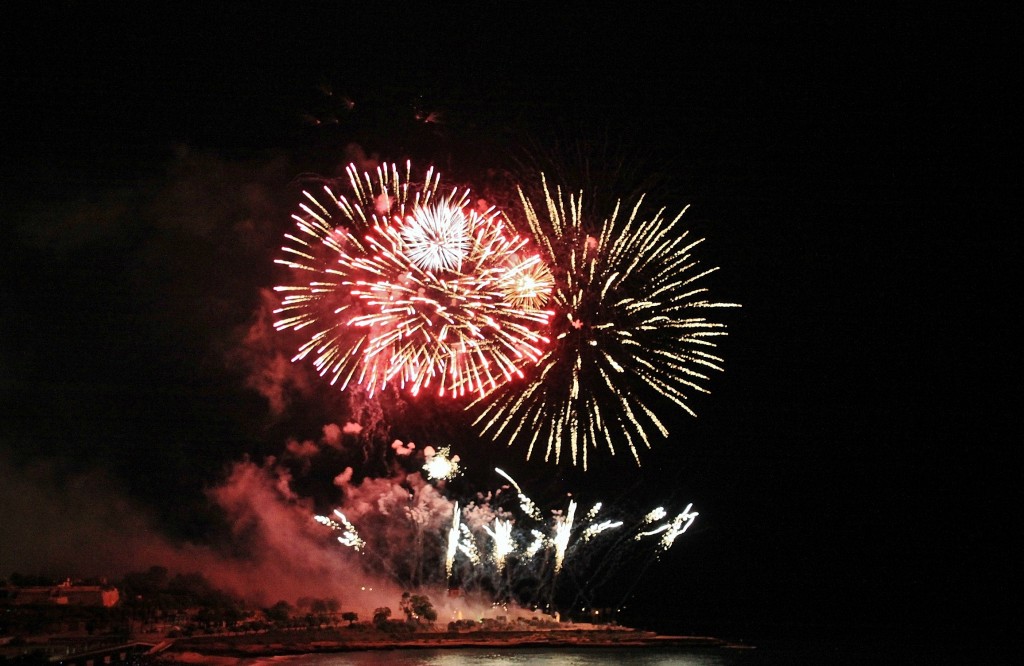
[
  {"left": 400, "top": 593, "right": 437, "bottom": 625},
  {"left": 263, "top": 600, "right": 293, "bottom": 624},
  {"left": 372, "top": 607, "right": 391, "bottom": 628},
  {"left": 341, "top": 611, "right": 358, "bottom": 626}
]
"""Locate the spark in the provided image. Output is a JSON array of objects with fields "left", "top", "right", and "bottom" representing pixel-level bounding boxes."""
[
  {"left": 471, "top": 175, "right": 739, "bottom": 468},
  {"left": 495, "top": 467, "right": 543, "bottom": 520},
  {"left": 581, "top": 519, "right": 623, "bottom": 542},
  {"left": 400, "top": 202, "right": 471, "bottom": 272},
  {"left": 423, "top": 446, "right": 462, "bottom": 481},
  {"left": 498, "top": 254, "right": 554, "bottom": 309},
  {"left": 526, "top": 529, "right": 547, "bottom": 557},
  {"left": 642, "top": 506, "right": 668, "bottom": 524},
  {"left": 494, "top": 467, "right": 524, "bottom": 493},
  {"left": 274, "top": 162, "right": 553, "bottom": 399},
  {"left": 312, "top": 464, "right": 701, "bottom": 614},
  {"left": 446, "top": 502, "right": 460, "bottom": 581},
  {"left": 636, "top": 503, "right": 698, "bottom": 551},
  {"left": 553, "top": 499, "right": 577, "bottom": 573},
  {"left": 457, "top": 523, "right": 482, "bottom": 565},
  {"left": 578, "top": 503, "right": 621, "bottom": 542},
  {"left": 483, "top": 517, "right": 516, "bottom": 572},
  {"left": 314, "top": 509, "right": 365, "bottom": 551}
]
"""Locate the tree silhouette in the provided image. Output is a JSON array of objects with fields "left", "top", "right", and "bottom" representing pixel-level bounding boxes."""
[
  {"left": 372, "top": 606, "right": 391, "bottom": 628},
  {"left": 400, "top": 592, "right": 437, "bottom": 625}
]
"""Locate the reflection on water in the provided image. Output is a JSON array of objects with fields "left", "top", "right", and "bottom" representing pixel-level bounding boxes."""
[{"left": 262, "top": 647, "right": 741, "bottom": 666}]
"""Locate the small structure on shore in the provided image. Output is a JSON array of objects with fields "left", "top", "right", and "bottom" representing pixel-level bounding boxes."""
[{"left": 8, "top": 579, "right": 120, "bottom": 607}]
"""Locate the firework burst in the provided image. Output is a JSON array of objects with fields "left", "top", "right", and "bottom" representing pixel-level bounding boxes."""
[
  {"left": 423, "top": 445, "right": 462, "bottom": 481},
  {"left": 471, "top": 175, "right": 739, "bottom": 468},
  {"left": 274, "top": 163, "right": 554, "bottom": 399},
  {"left": 399, "top": 202, "right": 472, "bottom": 272}
]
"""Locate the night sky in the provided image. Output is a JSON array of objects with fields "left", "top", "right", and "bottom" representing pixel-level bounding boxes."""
[{"left": 1, "top": 1, "right": 1014, "bottom": 646}]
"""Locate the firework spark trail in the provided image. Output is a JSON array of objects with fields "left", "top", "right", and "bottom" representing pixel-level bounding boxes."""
[
  {"left": 581, "top": 519, "right": 623, "bottom": 542},
  {"left": 642, "top": 507, "right": 668, "bottom": 524},
  {"left": 493, "top": 467, "right": 524, "bottom": 493},
  {"left": 457, "top": 523, "right": 482, "bottom": 565},
  {"left": 636, "top": 502, "right": 698, "bottom": 551},
  {"left": 526, "top": 529, "right": 547, "bottom": 557},
  {"left": 274, "top": 163, "right": 554, "bottom": 399},
  {"left": 495, "top": 467, "right": 543, "bottom": 520},
  {"left": 483, "top": 517, "right": 516, "bottom": 572},
  {"left": 583, "top": 502, "right": 603, "bottom": 523},
  {"left": 314, "top": 509, "right": 366, "bottom": 551},
  {"left": 552, "top": 499, "right": 577, "bottom": 573},
  {"left": 471, "top": 175, "right": 739, "bottom": 468},
  {"left": 445, "top": 502, "right": 460, "bottom": 581}
]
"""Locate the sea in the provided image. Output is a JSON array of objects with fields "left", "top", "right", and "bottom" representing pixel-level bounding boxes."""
[
  {"left": 239, "top": 646, "right": 756, "bottom": 666},
  {"left": 223, "top": 637, "right": 1012, "bottom": 666}
]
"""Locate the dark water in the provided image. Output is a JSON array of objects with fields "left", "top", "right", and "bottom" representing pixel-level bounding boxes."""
[
  {"left": 232, "top": 637, "right": 1012, "bottom": 666},
  {"left": 249, "top": 647, "right": 751, "bottom": 665}
]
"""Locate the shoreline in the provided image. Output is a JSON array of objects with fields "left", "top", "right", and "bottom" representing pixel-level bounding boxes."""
[{"left": 153, "top": 627, "right": 746, "bottom": 663}]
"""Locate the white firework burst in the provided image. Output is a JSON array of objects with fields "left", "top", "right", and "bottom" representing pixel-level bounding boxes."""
[{"left": 400, "top": 201, "right": 472, "bottom": 272}]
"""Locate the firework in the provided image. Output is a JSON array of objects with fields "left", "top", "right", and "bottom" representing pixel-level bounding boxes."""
[
  {"left": 483, "top": 517, "right": 516, "bottom": 572},
  {"left": 581, "top": 519, "right": 624, "bottom": 542},
  {"left": 498, "top": 254, "right": 554, "bottom": 309},
  {"left": 525, "top": 528, "right": 547, "bottom": 557},
  {"left": 445, "top": 502, "right": 460, "bottom": 581},
  {"left": 636, "top": 502, "right": 698, "bottom": 551},
  {"left": 423, "top": 445, "right": 462, "bottom": 481},
  {"left": 552, "top": 500, "right": 577, "bottom": 573},
  {"left": 457, "top": 523, "right": 482, "bottom": 565},
  {"left": 314, "top": 461, "right": 699, "bottom": 615},
  {"left": 579, "top": 503, "right": 622, "bottom": 542},
  {"left": 471, "top": 175, "right": 739, "bottom": 468},
  {"left": 494, "top": 467, "right": 542, "bottom": 520},
  {"left": 400, "top": 202, "right": 472, "bottom": 272},
  {"left": 314, "top": 509, "right": 365, "bottom": 551},
  {"left": 642, "top": 506, "right": 668, "bottom": 524},
  {"left": 274, "top": 162, "right": 554, "bottom": 399},
  {"left": 582, "top": 501, "right": 603, "bottom": 523}
]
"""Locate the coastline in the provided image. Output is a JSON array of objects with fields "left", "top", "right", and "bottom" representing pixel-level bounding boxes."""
[{"left": 152, "top": 627, "right": 742, "bottom": 663}]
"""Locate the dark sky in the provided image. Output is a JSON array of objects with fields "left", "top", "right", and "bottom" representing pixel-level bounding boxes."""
[{"left": 1, "top": 1, "right": 1014, "bottom": 644}]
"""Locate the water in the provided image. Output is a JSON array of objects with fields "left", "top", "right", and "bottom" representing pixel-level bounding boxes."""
[
  {"left": 217, "top": 638, "right": 1013, "bottom": 666},
  {"left": 248, "top": 647, "right": 755, "bottom": 666}
]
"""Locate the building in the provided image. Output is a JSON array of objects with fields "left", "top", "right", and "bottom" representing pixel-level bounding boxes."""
[{"left": 10, "top": 579, "right": 120, "bottom": 607}]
